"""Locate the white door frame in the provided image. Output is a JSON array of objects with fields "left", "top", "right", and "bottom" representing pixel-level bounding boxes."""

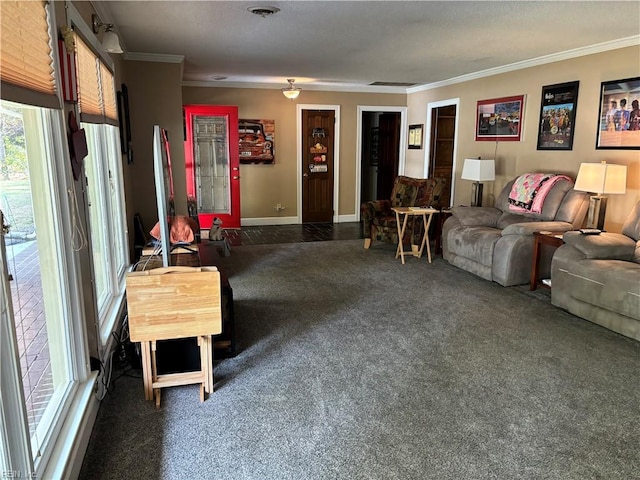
[
  {"left": 296, "top": 104, "right": 341, "bottom": 224},
  {"left": 424, "top": 98, "right": 460, "bottom": 208},
  {"left": 354, "top": 106, "right": 408, "bottom": 222}
]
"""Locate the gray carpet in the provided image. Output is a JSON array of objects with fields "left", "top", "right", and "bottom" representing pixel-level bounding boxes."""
[{"left": 79, "top": 239, "right": 640, "bottom": 480}]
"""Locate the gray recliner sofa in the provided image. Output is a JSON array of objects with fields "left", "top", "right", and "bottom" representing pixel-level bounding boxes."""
[
  {"left": 442, "top": 176, "right": 588, "bottom": 286},
  {"left": 551, "top": 201, "right": 640, "bottom": 341}
]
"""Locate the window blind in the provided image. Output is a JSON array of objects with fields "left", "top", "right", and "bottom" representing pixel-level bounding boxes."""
[
  {"left": 100, "top": 63, "right": 118, "bottom": 125},
  {"left": 75, "top": 33, "right": 103, "bottom": 123},
  {"left": 75, "top": 33, "right": 118, "bottom": 125},
  {"left": 0, "top": 0, "right": 61, "bottom": 109}
]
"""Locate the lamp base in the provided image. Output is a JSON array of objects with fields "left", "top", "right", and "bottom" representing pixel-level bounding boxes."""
[
  {"left": 586, "top": 195, "right": 607, "bottom": 230},
  {"left": 471, "top": 182, "right": 484, "bottom": 207}
]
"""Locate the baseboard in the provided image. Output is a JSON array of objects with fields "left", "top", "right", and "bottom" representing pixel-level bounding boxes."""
[
  {"left": 241, "top": 216, "right": 298, "bottom": 226},
  {"left": 241, "top": 215, "right": 358, "bottom": 226}
]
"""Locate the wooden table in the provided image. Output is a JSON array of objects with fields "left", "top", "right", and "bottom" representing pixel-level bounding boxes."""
[
  {"left": 530, "top": 231, "right": 565, "bottom": 290},
  {"left": 391, "top": 207, "right": 438, "bottom": 264}
]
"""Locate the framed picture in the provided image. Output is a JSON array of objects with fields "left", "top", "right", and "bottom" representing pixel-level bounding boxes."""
[
  {"left": 408, "top": 124, "right": 423, "bottom": 149},
  {"left": 475, "top": 95, "right": 524, "bottom": 142},
  {"left": 537, "top": 81, "right": 579, "bottom": 150},
  {"left": 596, "top": 76, "right": 640, "bottom": 149},
  {"left": 239, "top": 119, "right": 275, "bottom": 164}
]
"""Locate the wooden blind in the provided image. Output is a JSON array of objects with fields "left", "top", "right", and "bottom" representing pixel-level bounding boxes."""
[
  {"left": 0, "top": 0, "right": 60, "bottom": 109},
  {"left": 75, "top": 33, "right": 103, "bottom": 122},
  {"left": 100, "top": 63, "right": 118, "bottom": 124}
]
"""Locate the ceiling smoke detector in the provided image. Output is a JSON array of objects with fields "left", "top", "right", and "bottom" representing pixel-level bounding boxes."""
[{"left": 247, "top": 6, "right": 281, "bottom": 17}]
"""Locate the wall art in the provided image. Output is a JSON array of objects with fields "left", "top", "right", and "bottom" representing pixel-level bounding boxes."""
[
  {"left": 537, "top": 81, "right": 579, "bottom": 150},
  {"left": 475, "top": 95, "right": 524, "bottom": 142},
  {"left": 596, "top": 76, "right": 640, "bottom": 149}
]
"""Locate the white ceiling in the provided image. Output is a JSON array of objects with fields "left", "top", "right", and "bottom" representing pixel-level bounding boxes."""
[{"left": 95, "top": 1, "right": 640, "bottom": 93}]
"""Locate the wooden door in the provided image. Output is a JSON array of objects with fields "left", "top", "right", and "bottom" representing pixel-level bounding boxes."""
[
  {"left": 429, "top": 105, "right": 456, "bottom": 206},
  {"left": 184, "top": 105, "right": 240, "bottom": 230},
  {"left": 302, "top": 110, "right": 335, "bottom": 223}
]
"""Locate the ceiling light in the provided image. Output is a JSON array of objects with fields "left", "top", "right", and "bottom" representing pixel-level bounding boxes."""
[
  {"left": 92, "top": 14, "right": 123, "bottom": 54},
  {"left": 247, "top": 6, "right": 281, "bottom": 17},
  {"left": 282, "top": 79, "right": 301, "bottom": 100}
]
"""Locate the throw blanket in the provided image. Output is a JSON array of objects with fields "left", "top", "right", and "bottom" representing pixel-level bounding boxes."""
[{"left": 508, "top": 173, "right": 571, "bottom": 214}]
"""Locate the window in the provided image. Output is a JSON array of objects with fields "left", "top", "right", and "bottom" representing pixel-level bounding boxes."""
[{"left": 74, "top": 32, "right": 128, "bottom": 341}]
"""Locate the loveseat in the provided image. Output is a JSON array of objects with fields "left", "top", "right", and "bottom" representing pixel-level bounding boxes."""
[
  {"left": 442, "top": 175, "right": 588, "bottom": 286},
  {"left": 551, "top": 201, "right": 640, "bottom": 341}
]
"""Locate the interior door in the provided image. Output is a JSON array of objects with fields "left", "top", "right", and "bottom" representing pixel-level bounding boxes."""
[
  {"left": 184, "top": 105, "right": 240, "bottom": 230},
  {"left": 302, "top": 110, "right": 335, "bottom": 223},
  {"left": 429, "top": 105, "right": 456, "bottom": 206}
]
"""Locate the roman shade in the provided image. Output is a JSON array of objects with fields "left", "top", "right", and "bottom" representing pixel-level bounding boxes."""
[{"left": 0, "top": 0, "right": 61, "bottom": 109}]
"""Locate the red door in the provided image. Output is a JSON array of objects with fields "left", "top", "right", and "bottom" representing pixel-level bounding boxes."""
[{"left": 184, "top": 105, "right": 240, "bottom": 229}]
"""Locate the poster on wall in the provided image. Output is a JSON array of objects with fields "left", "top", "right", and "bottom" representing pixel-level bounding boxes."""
[
  {"left": 239, "top": 119, "right": 275, "bottom": 163},
  {"left": 475, "top": 95, "right": 525, "bottom": 142},
  {"left": 596, "top": 77, "right": 640, "bottom": 149},
  {"left": 537, "top": 81, "right": 579, "bottom": 151}
]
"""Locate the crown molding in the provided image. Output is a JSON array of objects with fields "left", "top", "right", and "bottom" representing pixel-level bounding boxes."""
[
  {"left": 181, "top": 80, "right": 408, "bottom": 95},
  {"left": 407, "top": 36, "right": 640, "bottom": 94},
  {"left": 123, "top": 52, "right": 185, "bottom": 63}
]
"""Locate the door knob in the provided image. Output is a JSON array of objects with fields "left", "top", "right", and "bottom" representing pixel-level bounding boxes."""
[
  {"left": 233, "top": 175, "right": 240, "bottom": 180},
  {"left": 303, "top": 173, "right": 309, "bottom": 177}
]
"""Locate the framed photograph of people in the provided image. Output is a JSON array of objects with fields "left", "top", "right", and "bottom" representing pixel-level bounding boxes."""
[
  {"left": 596, "top": 76, "right": 640, "bottom": 149},
  {"left": 537, "top": 81, "right": 579, "bottom": 150},
  {"left": 475, "top": 95, "right": 524, "bottom": 141}
]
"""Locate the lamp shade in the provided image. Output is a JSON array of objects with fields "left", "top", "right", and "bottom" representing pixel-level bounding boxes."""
[
  {"left": 461, "top": 158, "right": 495, "bottom": 182},
  {"left": 574, "top": 161, "right": 627, "bottom": 195},
  {"left": 102, "top": 30, "right": 123, "bottom": 54}
]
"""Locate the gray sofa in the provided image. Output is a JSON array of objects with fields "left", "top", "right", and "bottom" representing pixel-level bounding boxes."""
[
  {"left": 551, "top": 201, "right": 640, "bottom": 341},
  {"left": 442, "top": 176, "right": 588, "bottom": 286}
]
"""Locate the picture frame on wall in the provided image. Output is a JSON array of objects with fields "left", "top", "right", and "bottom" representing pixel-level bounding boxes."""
[
  {"left": 239, "top": 119, "right": 275, "bottom": 164},
  {"left": 596, "top": 76, "right": 640, "bottom": 149},
  {"left": 536, "top": 81, "right": 579, "bottom": 150},
  {"left": 408, "top": 124, "right": 423, "bottom": 149},
  {"left": 475, "top": 95, "right": 524, "bottom": 142}
]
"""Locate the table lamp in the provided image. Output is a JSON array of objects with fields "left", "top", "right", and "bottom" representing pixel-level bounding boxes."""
[
  {"left": 461, "top": 158, "right": 495, "bottom": 207},
  {"left": 574, "top": 161, "right": 627, "bottom": 230}
]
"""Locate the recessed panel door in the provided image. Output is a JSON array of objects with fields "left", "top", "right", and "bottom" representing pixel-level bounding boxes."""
[{"left": 302, "top": 110, "right": 335, "bottom": 223}]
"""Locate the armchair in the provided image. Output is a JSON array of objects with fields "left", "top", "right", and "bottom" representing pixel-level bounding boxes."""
[{"left": 361, "top": 176, "right": 446, "bottom": 249}]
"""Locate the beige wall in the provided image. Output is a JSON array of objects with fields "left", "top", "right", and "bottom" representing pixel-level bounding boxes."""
[
  {"left": 181, "top": 88, "right": 406, "bottom": 219},
  {"left": 125, "top": 46, "right": 639, "bottom": 232},
  {"left": 407, "top": 45, "right": 640, "bottom": 233},
  {"left": 124, "top": 60, "right": 185, "bottom": 230}
]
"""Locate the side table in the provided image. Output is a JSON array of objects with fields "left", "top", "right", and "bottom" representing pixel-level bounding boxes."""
[
  {"left": 530, "top": 231, "right": 565, "bottom": 290},
  {"left": 391, "top": 207, "right": 438, "bottom": 264}
]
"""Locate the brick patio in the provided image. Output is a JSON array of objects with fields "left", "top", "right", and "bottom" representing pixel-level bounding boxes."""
[{"left": 6, "top": 239, "right": 53, "bottom": 437}]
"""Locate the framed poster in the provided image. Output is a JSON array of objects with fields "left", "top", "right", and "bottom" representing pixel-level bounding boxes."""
[
  {"left": 475, "top": 95, "right": 524, "bottom": 142},
  {"left": 537, "top": 81, "right": 579, "bottom": 150},
  {"left": 596, "top": 76, "right": 640, "bottom": 149},
  {"left": 408, "top": 124, "right": 423, "bottom": 149},
  {"left": 239, "top": 119, "right": 275, "bottom": 163}
]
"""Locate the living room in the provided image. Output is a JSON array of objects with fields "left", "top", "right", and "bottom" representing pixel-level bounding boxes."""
[{"left": 1, "top": 1, "right": 639, "bottom": 479}]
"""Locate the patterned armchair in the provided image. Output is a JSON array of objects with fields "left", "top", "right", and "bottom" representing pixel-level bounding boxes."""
[{"left": 361, "top": 176, "right": 446, "bottom": 250}]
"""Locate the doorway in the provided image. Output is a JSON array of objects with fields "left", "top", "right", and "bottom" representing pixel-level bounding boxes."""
[
  {"left": 360, "top": 111, "right": 402, "bottom": 203},
  {"left": 425, "top": 99, "right": 460, "bottom": 208},
  {"left": 355, "top": 106, "right": 407, "bottom": 221}
]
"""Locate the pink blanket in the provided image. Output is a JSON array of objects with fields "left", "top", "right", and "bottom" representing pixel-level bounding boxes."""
[{"left": 508, "top": 173, "right": 571, "bottom": 214}]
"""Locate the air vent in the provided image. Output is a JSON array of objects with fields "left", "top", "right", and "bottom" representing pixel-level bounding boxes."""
[
  {"left": 247, "top": 6, "right": 281, "bottom": 17},
  {"left": 370, "top": 81, "right": 417, "bottom": 87}
]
